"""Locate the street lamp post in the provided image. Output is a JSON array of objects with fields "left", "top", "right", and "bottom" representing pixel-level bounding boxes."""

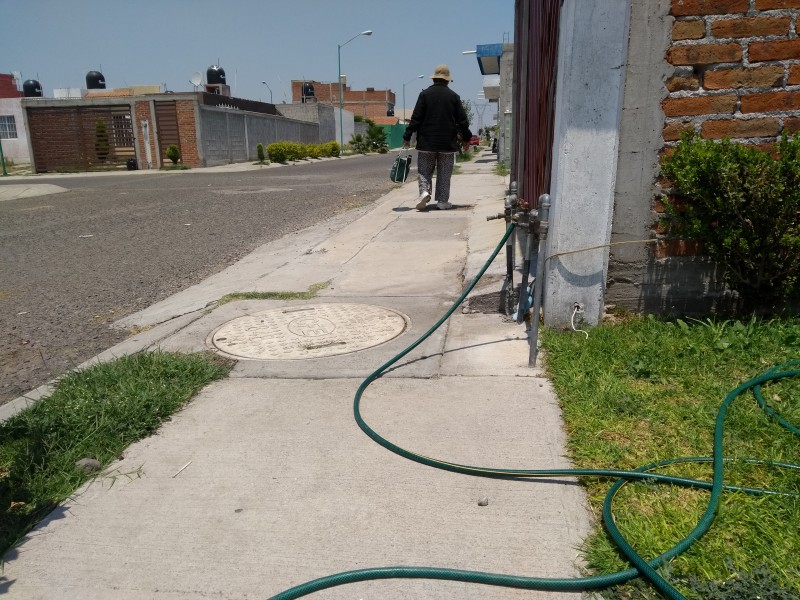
[
  {"left": 261, "top": 81, "right": 273, "bottom": 104},
  {"left": 402, "top": 75, "right": 423, "bottom": 124},
  {"left": 0, "top": 125, "right": 7, "bottom": 176},
  {"left": 0, "top": 138, "right": 7, "bottom": 177},
  {"left": 338, "top": 30, "right": 372, "bottom": 153}
]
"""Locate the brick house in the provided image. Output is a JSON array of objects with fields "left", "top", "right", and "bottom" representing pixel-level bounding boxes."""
[
  {"left": 22, "top": 91, "right": 326, "bottom": 173},
  {"left": 0, "top": 73, "right": 30, "bottom": 164},
  {"left": 511, "top": 0, "right": 800, "bottom": 326},
  {"left": 291, "top": 78, "right": 396, "bottom": 121}
]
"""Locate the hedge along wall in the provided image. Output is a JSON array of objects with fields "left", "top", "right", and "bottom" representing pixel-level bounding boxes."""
[{"left": 656, "top": 0, "right": 800, "bottom": 259}]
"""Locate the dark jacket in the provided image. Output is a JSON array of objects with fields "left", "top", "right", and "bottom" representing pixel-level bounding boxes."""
[{"left": 403, "top": 81, "right": 472, "bottom": 152}]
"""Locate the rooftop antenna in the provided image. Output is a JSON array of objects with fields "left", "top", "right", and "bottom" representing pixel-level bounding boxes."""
[
  {"left": 190, "top": 72, "right": 202, "bottom": 91},
  {"left": 277, "top": 74, "right": 287, "bottom": 103}
]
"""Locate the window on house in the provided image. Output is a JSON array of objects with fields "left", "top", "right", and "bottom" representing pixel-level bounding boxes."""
[{"left": 0, "top": 115, "right": 18, "bottom": 139}]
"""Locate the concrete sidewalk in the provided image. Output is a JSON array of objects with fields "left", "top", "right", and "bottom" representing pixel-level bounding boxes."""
[{"left": 0, "top": 150, "right": 593, "bottom": 599}]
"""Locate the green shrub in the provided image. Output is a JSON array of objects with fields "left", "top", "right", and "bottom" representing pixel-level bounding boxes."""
[
  {"left": 349, "top": 133, "right": 369, "bottom": 154},
  {"left": 293, "top": 143, "right": 308, "bottom": 161},
  {"left": 326, "top": 141, "right": 340, "bottom": 157},
  {"left": 256, "top": 143, "right": 266, "bottom": 163},
  {"left": 266, "top": 142, "right": 291, "bottom": 163},
  {"left": 165, "top": 144, "right": 180, "bottom": 165},
  {"left": 307, "top": 144, "right": 322, "bottom": 159},
  {"left": 366, "top": 124, "right": 388, "bottom": 153},
  {"left": 266, "top": 141, "right": 340, "bottom": 162},
  {"left": 661, "top": 132, "right": 800, "bottom": 312}
]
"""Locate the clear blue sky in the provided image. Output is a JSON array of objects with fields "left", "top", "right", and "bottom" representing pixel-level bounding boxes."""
[{"left": 3, "top": 0, "right": 514, "bottom": 127}]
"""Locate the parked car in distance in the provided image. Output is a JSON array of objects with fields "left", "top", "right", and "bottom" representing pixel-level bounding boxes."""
[{"left": 469, "top": 135, "right": 480, "bottom": 146}]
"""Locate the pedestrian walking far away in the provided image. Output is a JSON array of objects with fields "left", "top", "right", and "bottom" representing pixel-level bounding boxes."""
[{"left": 403, "top": 64, "right": 472, "bottom": 211}]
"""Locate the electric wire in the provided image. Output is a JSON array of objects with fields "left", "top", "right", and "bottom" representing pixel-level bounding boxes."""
[{"left": 270, "top": 223, "right": 800, "bottom": 599}]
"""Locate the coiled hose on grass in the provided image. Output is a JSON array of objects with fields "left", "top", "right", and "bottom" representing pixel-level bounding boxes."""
[{"left": 270, "top": 223, "right": 800, "bottom": 600}]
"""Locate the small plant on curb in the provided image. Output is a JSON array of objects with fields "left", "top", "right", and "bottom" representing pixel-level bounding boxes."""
[
  {"left": 165, "top": 144, "right": 181, "bottom": 165},
  {"left": 494, "top": 162, "right": 510, "bottom": 177},
  {"left": 456, "top": 144, "right": 473, "bottom": 163},
  {"left": 256, "top": 143, "right": 267, "bottom": 164},
  {"left": 212, "top": 281, "right": 330, "bottom": 310}
]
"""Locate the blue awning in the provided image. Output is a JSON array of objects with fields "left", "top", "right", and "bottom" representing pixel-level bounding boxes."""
[{"left": 476, "top": 44, "right": 503, "bottom": 75}]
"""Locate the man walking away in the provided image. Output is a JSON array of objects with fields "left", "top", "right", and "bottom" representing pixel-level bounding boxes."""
[{"left": 403, "top": 65, "right": 472, "bottom": 211}]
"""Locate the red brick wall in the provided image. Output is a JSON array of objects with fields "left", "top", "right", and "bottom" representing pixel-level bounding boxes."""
[
  {"left": 658, "top": 0, "right": 800, "bottom": 256},
  {"left": 134, "top": 99, "right": 200, "bottom": 168},
  {"left": 290, "top": 80, "right": 396, "bottom": 120},
  {"left": 0, "top": 74, "right": 21, "bottom": 98},
  {"left": 27, "top": 107, "right": 83, "bottom": 172},
  {"left": 175, "top": 100, "right": 200, "bottom": 167},
  {"left": 26, "top": 104, "right": 137, "bottom": 172},
  {"left": 664, "top": 0, "right": 800, "bottom": 144}
]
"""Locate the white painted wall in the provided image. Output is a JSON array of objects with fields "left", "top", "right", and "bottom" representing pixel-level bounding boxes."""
[
  {"left": 543, "top": 0, "right": 632, "bottom": 328},
  {"left": 333, "top": 106, "right": 355, "bottom": 149},
  {"left": 0, "top": 98, "right": 30, "bottom": 164}
]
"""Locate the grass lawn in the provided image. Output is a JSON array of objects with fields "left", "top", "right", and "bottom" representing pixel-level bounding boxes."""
[
  {"left": 0, "top": 351, "right": 232, "bottom": 556},
  {"left": 543, "top": 315, "right": 800, "bottom": 599}
]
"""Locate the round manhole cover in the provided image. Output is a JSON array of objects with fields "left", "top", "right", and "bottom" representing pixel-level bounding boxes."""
[{"left": 210, "top": 303, "right": 408, "bottom": 360}]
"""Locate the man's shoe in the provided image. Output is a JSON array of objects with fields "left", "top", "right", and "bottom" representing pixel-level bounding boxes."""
[
  {"left": 436, "top": 202, "right": 455, "bottom": 210},
  {"left": 415, "top": 192, "right": 431, "bottom": 211}
]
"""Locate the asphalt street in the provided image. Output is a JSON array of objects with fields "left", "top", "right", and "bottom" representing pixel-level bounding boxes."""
[{"left": 0, "top": 153, "right": 397, "bottom": 404}]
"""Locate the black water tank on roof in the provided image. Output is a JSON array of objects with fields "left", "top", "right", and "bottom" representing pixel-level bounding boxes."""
[
  {"left": 301, "top": 82, "right": 315, "bottom": 103},
  {"left": 86, "top": 71, "right": 106, "bottom": 89},
  {"left": 207, "top": 65, "right": 226, "bottom": 85},
  {"left": 23, "top": 79, "right": 43, "bottom": 97}
]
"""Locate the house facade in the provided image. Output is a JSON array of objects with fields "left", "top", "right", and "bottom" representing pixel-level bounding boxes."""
[
  {"left": 0, "top": 73, "right": 30, "bottom": 164},
  {"left": 291, "top": 78, "right": 396, "bottom": 121},
  {"left": 511, "top": 0, "right": 800, "bottom": 326},
  {"left": 22, "top": 92, "right": 328, "bottom": 173}
]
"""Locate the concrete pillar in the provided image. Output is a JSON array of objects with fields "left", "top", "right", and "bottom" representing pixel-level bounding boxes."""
[{"left": 543, "top": 0, "right": 632, "bottom": 328}]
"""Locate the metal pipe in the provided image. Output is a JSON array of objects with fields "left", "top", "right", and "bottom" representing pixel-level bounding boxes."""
[
  {"left": 503, "top": 182, "right": 518, "bottom": 315},
  {"left": 529, "top": 194, "right": 551, "bottom": 367},
  {"left": 516, "top": 228, "right": 533, "bottom": 324}
]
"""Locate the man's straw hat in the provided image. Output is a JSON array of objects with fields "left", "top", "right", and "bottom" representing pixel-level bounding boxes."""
[{"left": 430, "top": 64, "right": 454, "bottom": 82}]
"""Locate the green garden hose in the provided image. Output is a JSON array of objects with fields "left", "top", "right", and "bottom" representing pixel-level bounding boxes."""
[{"left": 270, "top": 224, "right": 800, "bottom": 600}]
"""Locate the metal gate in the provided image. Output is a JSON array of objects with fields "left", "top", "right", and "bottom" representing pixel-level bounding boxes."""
[
  {"left": 154, "top": 100, "right": 181, "bottom": 165},
  {"left": 28, "top": 105, "right": 135, "bottom": 173},
  {"left": 512, "top": 0, "right": 562, "bottom": 210}
]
